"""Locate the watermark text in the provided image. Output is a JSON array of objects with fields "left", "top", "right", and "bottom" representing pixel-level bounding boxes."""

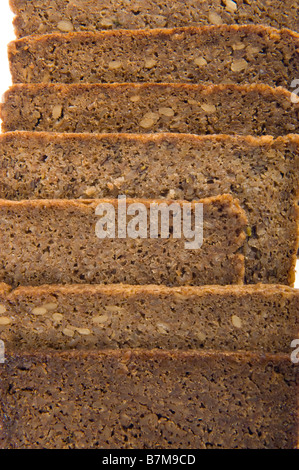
[{"left": 95, "top": 196, "right": 203, "bottom": 250}]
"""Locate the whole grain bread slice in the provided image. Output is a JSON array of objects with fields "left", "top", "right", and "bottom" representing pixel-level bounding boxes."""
[
  {"left": 0, "top": 131, "right": 298, "bottom": 285},
  {"left": 8, "top": 26, "right": 299, "bottom": 88},
  {"left": 1, "top": 84, "right": 298, "bottom": 136},
  {"left": 0, "top": 283, "right": 297, "bottom": 354},
  {"left": 1, "top": 349, "right": 297, "bottom": 449},
  {"left": 0, "top": 195, "right": 246, "bottom": 287},
  {"left": 9, "top": 0, "right": 299, "bottom": 37}
]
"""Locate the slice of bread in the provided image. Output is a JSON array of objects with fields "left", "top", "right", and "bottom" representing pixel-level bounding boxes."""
[
  {"left": 9, "top": 0, "right": 299, "bottom": 37},
  {"left": 0, "top": 283, "right": 297, "bottom": 353},
  {"left": 0, "top": 195, "right": 246, "bottom": 287},
  {"left": 1, "top": 349, "right": 297, "bottom": 448},
  {"left": 1, "top": 83, "right": 298, "bottom": 136},
  {"left": 8, "top": 26, "right": 299, "bottom": 89}
]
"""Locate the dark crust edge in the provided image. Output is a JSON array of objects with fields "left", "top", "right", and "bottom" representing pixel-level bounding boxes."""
[{"left": 1, "top": 348, "right": 294, "bottom": 364}]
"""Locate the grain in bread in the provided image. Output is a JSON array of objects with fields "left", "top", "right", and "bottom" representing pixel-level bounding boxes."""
[
  {"left": 9, "top": 0, "right": 299, "bottom": 37},
  {"left": 1, "top": 84, "right": 298, "bottom": 136}
]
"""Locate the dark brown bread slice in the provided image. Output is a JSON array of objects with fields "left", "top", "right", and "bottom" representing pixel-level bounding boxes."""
[
  {"left": 8, "top": 26, "right": 299, "bottom": 88},
  {"left": 0, "top": 283, "right": 298, "bottom": 353},
  {"left": 0, "top": 195, "right": 246, "bottom": 287},
  {"left": 0, "top": 349, "right": 297, "bottom": 449},
  {"left": 1, "top": 84, "right": 298, "bottom": 136},
  {"left": 0, "top": 132, "right": 298, "bottom": 285},
  {"left": 9, "top": 0, "right": 299, "bottom": 37}
]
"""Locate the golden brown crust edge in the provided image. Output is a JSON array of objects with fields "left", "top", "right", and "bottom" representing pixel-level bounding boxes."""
[
  {"left": 0, "top": 193, "right": 247, "bottom": 216},
  {"left": 1, "top": 130, "right": 299, "bottom": 147},
  {"left": 6, "top": 282, "right": 299, "bottom": 301}
]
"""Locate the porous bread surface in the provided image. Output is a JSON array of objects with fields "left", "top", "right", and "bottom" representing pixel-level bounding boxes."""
[
  {"left": 0, "top": 283, "right": 297, "bottom": 353},
  {"left": 0, "top": 349, "right": 297, "bottom": 449},
  {"left": 8, "top": 26, "right": 299, "bottom": 89},
  {"left": 1, "top": 83, "right": 298, "bottom": 136},
  {"left": 0, "top": 195, "right": 246, "bottom": 287},
  {"left": 0, "top": 132, "right": 298, "bottom": 285},
  {"left": 4, "top": 0, "right": 299, "bottom": 451},
  {"left": 9, "top": 0, "right": 299, "bottom": 37}
]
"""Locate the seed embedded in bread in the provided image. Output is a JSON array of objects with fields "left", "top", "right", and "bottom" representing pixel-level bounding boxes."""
[
  {"left": 225, "top": 0, "right": 238, "bottom": 13},
  {"left": 62, "top": 327, "right": 75, "bottom": 337},
  {"left": 209, "top": 12, "right": 223, "bottom": 25},
  {"left": 42, "top": 303, "right": 59, "bottom": 311},
  {"left": 231, "top": 59, "right": 248, "bottom": 72},
  {"left": 57, "top": 20, "right": 74, "bottom": 32},
  {"left": 32, "top": 307, "right": 48, "bottom": 316},
  {"left": 76, "top": 328, "right": 92, "bottom": 336},
  {"left": 52, "top": 104, "right": 63, "bottom": 120},
  {"left": 231, "top": 315, "right": 242, "bottom": 328},
  {"left": 0, "top": 305, "right": 7, "bottom": 314},
  {"left": 194, "top": 57, "right": 208, "bottom": 66}
]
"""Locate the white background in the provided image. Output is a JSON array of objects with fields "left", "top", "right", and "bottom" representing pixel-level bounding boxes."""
[{"left": 0, "top": 3, "right": 298, "bottom": 287}]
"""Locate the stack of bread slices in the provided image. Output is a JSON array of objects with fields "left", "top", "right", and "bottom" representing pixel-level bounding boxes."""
[{"left": 0, "top": 0, "right": 298, "bottom": 449}]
